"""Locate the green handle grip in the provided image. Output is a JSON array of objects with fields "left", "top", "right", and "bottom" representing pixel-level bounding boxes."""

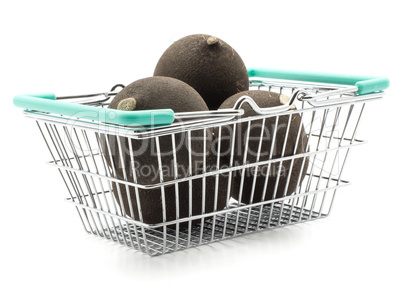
[
  {"left": 247, "top": 68, "right": 389, "bottom": 95},
  {"left": 13, "top": 93, "right": 175, "bottom": 126}
]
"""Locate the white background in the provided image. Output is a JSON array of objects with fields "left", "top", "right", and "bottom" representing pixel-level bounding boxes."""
[{"left": 1, "top": 0, "right": 401, "bottom": 284}]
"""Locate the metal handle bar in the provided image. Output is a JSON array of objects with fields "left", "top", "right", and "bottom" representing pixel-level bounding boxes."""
[
  {"left": 248, "top": 68, "right": 389, "bottom": 95},
  {"left": 13, "top": 93, "right": 175, "bottom": 126},
  {"left": 14, "top": 68, "right": 389, "bottom": 128}
]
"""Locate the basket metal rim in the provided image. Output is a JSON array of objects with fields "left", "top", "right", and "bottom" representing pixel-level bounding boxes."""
[{"left": 22, "top": 93, "right": 381, "bottom": 138}]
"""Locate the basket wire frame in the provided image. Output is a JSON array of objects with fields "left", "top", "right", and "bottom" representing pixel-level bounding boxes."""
[{"left": 31, "top": 81, "right": 369, "bottom": 256}]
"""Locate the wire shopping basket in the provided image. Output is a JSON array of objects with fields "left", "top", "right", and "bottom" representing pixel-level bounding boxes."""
[{"left": 13, "top": 68, "right": 389, "bottom": 256}]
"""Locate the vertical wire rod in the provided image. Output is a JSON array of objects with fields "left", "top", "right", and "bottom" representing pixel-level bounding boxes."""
[
  {"left": 128, "top": 138, "right": 149, "bottom": 254},
  {"left": 116, "top": 136, "right": 138, "bottom": 250},
  {"left": 155, "top": 135, "right": 167, "bottom": 254}
]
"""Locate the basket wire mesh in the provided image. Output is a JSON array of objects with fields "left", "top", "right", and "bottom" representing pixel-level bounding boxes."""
[{"left": 25, "top": 78, "right": 375, "bottom": 256}]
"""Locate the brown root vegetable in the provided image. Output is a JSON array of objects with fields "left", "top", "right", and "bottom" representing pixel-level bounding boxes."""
[
  {"left": 154, "top": 34, "right": 249, "bottom": 110},
  {"left": 216, "top": 90, "right": 309, "bottom": 204}
]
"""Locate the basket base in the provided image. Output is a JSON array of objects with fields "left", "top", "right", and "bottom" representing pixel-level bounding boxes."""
[{"left": 86, "top": 202, "right": 327, "bottom": 256}]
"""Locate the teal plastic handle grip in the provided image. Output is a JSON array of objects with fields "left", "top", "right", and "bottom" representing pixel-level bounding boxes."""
[
  {"left": 13, "top": 93, "right": 175, "bottom": 126},
  {"left": 247, "top": 68, "right": 389, "bottom": 95}
]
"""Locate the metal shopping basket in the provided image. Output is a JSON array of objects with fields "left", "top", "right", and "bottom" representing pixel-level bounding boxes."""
[{"left": 13, "top": 68, "right": 389, "bottom": 256}]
